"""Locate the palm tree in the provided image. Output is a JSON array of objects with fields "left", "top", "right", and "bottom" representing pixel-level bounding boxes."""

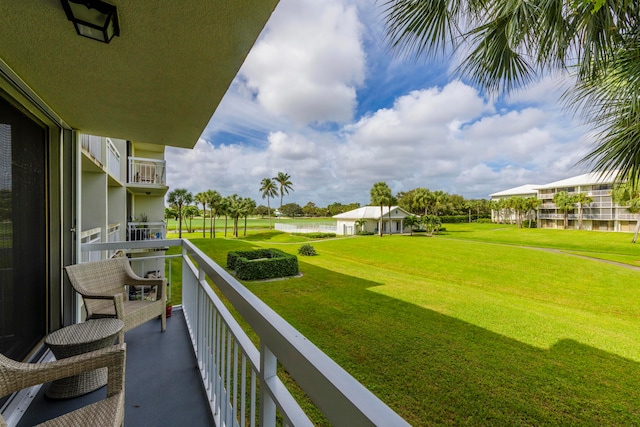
[
  {"left": 226, "top": 194, "right": 243, "bottom": 237},
  {"left": 274, "top": 171, "right": 294, "bottom": 212},
  {"left": 553, "top": 191, "right": 574, "bottom": 229},
  {"left": 422, "top": 214, "right": 441, "bottom": 236},
  {"left": 413, "top": 187, "right": 431, "bottom": 216},
  {"left": 432, "top": 190, "right": 448, "bottom": 217},
  {"left": 204, "top": 189, "right": 221, "bottom": 238},
  {"left": 167, "top": 188, "right": 193, "bottom": 238},
  {"left": 573, "top": 192, "right": 594, "bottom": 230},
  {"left": 220, "top": 196, "right": 231, "bottom": 237},
  {"left": 524, "top": 196, "right": 542, "bottom": 228},
  {"left": 354, "top": 218, "right": 367, "bottom": 234},
  {"left": 184, "top": 205, "right": 199, "bottom": 233},
  {"left": 382, "top": 1, "right": 640, "bottom": 186},
  {"left": 403, "top": 215, "right": 420, "bottom": 236},
  {"left": 370, "top": 182, "right": 392, "bottom": 237},
  {"left": 242, "top": 198, "right": 256, "bottom": 237},
  {"left": 612, "top": 182, "right": 640, "bottom": 243},
  {"left": 259, "top": 177, "right": 278, "bottom": 230},
  {"left": 194, "top": 192, "right": 208, "bottom": 238}
]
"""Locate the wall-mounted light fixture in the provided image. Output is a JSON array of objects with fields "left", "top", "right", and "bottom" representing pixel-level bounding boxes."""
[{"left": 60, "top": 0, "right": 120, "bottom": 44}]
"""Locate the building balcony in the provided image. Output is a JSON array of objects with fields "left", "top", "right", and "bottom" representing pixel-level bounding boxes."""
[
  {"left": 127, "top": 157, "right": 167, "bottom": 196},
  {"left": 80, "top": 136, "right": 122, "bottom": 184},
  {"left": 127, "top": 222, "right": 166, "bottom": 241},
  {"left": 11, "top": 239, "right": 408, "bottom": 426}
]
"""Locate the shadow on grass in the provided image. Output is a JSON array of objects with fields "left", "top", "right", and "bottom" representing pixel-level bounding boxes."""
[
  {"left": 243, "top": 260, "right": 640, "bottom": 426},
  {"left": 180, "top": 238, "right": 640, "bottom": 425}
]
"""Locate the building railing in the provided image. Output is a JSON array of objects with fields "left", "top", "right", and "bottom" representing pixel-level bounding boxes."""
[
  {"left": 128, "top": 157, "right": 166, "bottom": 185},
  {"left": 80, "top": 134, "right": 102, "bottom": 164},
  {"left": 106, "top": 138, "right": 121, "bottom": 179},
  {"left": 586, "top": 189, "right": 612, "bottom": 196},
  {"left": 127, "top": 222, "right": 166, "bottom": 241},
  {"left": 81, "top": 239, "right": 410, "bottom": 427},
  {"left": 79, "top": 227, "right": 101, "bottom": 263},
  {"left": 107, "top": 223, "right": 120, "bottom": 258},
  {"left": 538, "top": 213, "right": 638, "bottom": 221}
]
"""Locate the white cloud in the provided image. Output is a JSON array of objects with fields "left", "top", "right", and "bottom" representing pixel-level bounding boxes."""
[{"left": 239, "top": 0, "right": 365, "bottom": 126}]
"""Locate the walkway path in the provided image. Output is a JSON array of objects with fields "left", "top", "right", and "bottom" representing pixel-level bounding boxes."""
[{"left": 442, "top": 236, "right": 640, "bottom": 272}]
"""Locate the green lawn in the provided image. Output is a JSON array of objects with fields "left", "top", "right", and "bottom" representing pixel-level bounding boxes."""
[{"left": 172, "top": 224, "right": 640, "bottom": 425}]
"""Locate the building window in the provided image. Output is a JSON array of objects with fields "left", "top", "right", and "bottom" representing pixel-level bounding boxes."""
[{"left": 0, "top": 96, "right": 47, "bottom": 361}]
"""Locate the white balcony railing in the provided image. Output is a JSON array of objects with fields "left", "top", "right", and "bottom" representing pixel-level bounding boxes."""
[
  {"left": 81, "top": 239, "right": 409, "bottom": 427},
  {"left": 80, "top": 134, "right": 102, "bottom": 163},
  {"left": 127, "top": 222, "right": 166, "bottom": 241},
  {"left": 106, "top": 138, "right": 121, "bottom": 179},
  {"left": 107, "top": 223, "right": 120, "bottom": 258},
  {"left": 128, "top": 157, "right": 166, "bottom": 185},
  {"left": 79, "top": 227, "right": 101, "bottom": 263}
]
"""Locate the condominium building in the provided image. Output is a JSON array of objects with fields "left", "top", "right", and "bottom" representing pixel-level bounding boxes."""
[{"left": 490, "top": 172, "right": 636, "bottom": 231}]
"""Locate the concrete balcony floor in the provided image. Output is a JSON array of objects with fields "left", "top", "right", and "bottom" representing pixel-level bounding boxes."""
[{"left": 17, "top": 309, "right": 214, "bottom": 426}]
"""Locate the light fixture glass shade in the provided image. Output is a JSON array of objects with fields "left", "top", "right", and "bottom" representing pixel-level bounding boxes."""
[{"left": 61, "top": 0, "right": 120, "bottom": 44}]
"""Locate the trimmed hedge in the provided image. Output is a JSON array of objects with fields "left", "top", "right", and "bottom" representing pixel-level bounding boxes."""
[{"left": 227, "top": 248, "right": 299, "bottom": 281}]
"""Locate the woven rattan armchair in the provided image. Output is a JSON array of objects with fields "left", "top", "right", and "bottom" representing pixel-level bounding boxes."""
[
  {"left": 65, "top": 257, "right": 166, "bottom": 343},
  {"left": 0, "top": 344, "right": 126, "bottom": 427}
]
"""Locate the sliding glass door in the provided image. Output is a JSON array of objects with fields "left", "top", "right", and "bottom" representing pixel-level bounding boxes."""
[{"left": 0, "top": 96, "right": 47, "bottom": 361}]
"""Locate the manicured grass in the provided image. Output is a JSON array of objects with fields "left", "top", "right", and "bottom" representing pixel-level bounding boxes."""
[{"left": 176, "top": 226, "right": 640, "bottom": 425}]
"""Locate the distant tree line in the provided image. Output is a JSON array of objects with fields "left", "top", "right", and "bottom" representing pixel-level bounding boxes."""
[
  {"left": 166, "top": 175, "right": 493, "bottom": 238},
  {"left": 395, "top": 187, "right": 491, "bottom": 219}
]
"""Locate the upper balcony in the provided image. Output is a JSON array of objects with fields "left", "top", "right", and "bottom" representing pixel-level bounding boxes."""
[
  {"left": 80, "top": 135, "right": 122, "bottom": 185},
  {"left": 127, "top": 157, "right": 168, "bottom": 196}
]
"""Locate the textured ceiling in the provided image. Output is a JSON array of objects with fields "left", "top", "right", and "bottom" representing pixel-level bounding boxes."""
[{"left": 0, "top": 1, "right": 279, "bottom": 148}]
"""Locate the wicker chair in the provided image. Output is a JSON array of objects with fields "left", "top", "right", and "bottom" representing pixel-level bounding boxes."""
[
  {"left": 65, "top": 258, "right": 166, "bottom": 343},
  {"left": 0, "top": 344, "right": 126, "bottom": 427}
]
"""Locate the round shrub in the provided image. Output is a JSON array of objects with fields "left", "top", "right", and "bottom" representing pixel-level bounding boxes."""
[{"left": 298, "top": 244, "right": 317, "bottom": 256}]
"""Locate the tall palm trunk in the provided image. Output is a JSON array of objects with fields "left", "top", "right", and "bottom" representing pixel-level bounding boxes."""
[
  {"left": 379, "top": 205, "right": 384, "bottom": 237},
  {"left": 202, "top": 205, "right": 206, "bottom": 238},
  {"left": 224, "top": 215, "right": 228, "bottom": 236},
  {"left": 388, "top": 205, "right": 392, "bottom": 235},
  {"left": 633, "top": 215, "right": 640, "bottom": 243}
]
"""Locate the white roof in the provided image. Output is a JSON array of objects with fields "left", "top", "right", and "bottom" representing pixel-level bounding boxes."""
[
  {"left": 490, "top": 184, "right": 541, "bottom": 198},
  {"left": 333, "top": 206, "right": 411, "bottom": 220},
  {"left": 534, "top": 171, "right": 618, "bottom": 190}
]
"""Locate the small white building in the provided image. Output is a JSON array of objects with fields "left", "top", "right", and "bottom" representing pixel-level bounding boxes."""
[{"left": 333, "top": 206, "right": 412, "bottom": 235}]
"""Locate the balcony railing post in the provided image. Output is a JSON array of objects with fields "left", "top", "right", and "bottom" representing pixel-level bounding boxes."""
[{"left": 260, "top": 344, "right": 277, "bottom": 427}]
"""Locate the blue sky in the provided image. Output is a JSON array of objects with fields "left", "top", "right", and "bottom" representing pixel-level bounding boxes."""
[{"left": 166, "top": 0, "right": 594, "bottom": 207}]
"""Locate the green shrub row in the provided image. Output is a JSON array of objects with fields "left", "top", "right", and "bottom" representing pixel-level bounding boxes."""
[
  {"left": 356, "top": 231, "right": 375, "bottom": 235},
  {"left": 439, "top": 215, "right": 490, "bottom": 223},
  {"left": 227, "top": 248, "right": 299, "bottom": 281}
]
